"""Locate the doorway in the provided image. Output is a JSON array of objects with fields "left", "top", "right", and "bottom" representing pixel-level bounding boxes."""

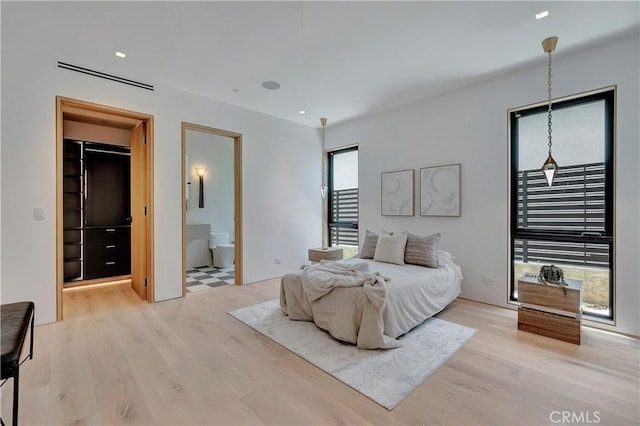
[
  {"left": 55, "top": 96, "right": 154, "bottom": 320},
  {"left": 181, "top": 122, "right": 242, "bottom": 295}
]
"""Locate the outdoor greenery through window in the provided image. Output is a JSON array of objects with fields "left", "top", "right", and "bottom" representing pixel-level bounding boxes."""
[
  {"left": 510, "top": 89, "right": 614, "bottom": 320},
  {"left": 328, "top": 147, "right": 358, "bottom": 258}
]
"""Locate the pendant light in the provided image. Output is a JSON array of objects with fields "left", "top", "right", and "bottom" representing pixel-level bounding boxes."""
[
  {"left": 320, "top": 117, "right": 328, "bottom": 198},
  {"left": 541, "top": 36, "right": 559, "bottom": 186}
]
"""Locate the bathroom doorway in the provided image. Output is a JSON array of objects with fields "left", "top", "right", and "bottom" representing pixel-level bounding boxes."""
[{"left": 181, "top": 122, "right": 242, "bottom": 295}]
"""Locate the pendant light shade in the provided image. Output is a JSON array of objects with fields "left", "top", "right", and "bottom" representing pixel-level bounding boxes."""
[
  {"left": 541, "top": 153, "right": 559, "bottom": 186},
  {"left": 540, "top": 36, "right": 559, "bottom": 186},
  {"left": 320, "top": 184, "right": 328, "bottom": 199},
  {"left": 320, "top": 117, "right": 328, "bottom": 199}
]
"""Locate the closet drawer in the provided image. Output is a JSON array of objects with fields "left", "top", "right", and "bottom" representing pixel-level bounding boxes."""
[
  {"left": 85, "top": 227, "right": 130, "bottom": 247},
  {"left": 84, "top": 227, "right": 131, "bottom": 279},
  {"left": 85, "top": 258, "right": 130, "bottom": 280}
]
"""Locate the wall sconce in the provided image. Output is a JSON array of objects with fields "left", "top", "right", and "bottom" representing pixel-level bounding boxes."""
[{"left": 195, "top": 167, "right": 207, "bottom": 208}]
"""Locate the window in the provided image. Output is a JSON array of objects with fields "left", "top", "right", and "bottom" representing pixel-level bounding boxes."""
[
  {"left": 328, "top": 147, "right": 358, "bottom": 257},
  {"left": 510, "top": 89, "right": 614, "bottom": 320}
]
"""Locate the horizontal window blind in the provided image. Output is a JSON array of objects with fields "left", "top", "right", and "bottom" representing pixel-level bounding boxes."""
[
  {"left": 330, "top": 188, "right": 358, "bottom": 246},
  {"left": 331, "top": 188, "right": 358, "bottom": 222},
  {"left": 330, "top": 227, "right": 358, "bottom": 247},
  {"left": 515, "top": 162, "right": 607, "bottom": 268},
  {"left": 517, "top": 162, "right": 605, "bottom": 232}
]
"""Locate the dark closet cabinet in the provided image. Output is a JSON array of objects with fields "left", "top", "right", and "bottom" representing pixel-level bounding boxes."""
[
  {"left": 62, "top": 140, "right": 83, "bottom": 281},
  {"left": 62, "top": 140, "right": 131, "bottom": 282},
  {"left": 84, "top": 227, "right": 131, "bottom": 279}
]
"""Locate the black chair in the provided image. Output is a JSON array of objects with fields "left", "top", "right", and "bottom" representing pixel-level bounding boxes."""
[{"left": 1, "top": 302, "right": 35, "bottom": 426}]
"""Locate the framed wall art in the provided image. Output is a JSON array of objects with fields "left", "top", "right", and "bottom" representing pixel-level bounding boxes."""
[
  {"left": 420, "top": 164, "right": 461, "bottom": 217},
  {"left": 381, "top": 169, "right": 414, "bottom": 216}
]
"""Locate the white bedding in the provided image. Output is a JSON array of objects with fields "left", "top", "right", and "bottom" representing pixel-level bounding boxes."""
[{"left": 279, "top": 250, "right": 462, "bottom": 349}]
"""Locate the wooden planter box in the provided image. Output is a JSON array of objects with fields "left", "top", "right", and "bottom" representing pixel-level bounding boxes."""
[
  {"left": 517, "top": 273, "right": 583, "bottom": 344},
  {"left": 308, "top": 247, "right": 343, "bottom": 262}
]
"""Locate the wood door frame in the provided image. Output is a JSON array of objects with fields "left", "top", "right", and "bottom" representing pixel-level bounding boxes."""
[
  {"left": 56, "top": 96, "right": 155, "bottom": 320},
  {"left": 181, "top": 122, "right": 243, "bottom": 295}
]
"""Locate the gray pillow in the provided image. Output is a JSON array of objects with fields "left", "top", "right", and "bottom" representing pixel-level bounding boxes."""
[
  {"left": 359, "top": 229, "right": 379, "bottom": 259},
  {"left": 404, "top": 233, "right": 441, "bottom": 268}
]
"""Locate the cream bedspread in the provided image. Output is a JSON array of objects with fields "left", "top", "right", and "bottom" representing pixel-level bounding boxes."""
[{"left": 280, "top": 251, "right": 462, "bottom": 349}]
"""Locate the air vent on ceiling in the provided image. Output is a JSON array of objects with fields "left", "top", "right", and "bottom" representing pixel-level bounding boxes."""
[{"left": 57, "top": 61, "right": 154, "bottom": 91}]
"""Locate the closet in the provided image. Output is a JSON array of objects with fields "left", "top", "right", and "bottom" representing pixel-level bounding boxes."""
[
  {"left": 62, "top": 139, "right": 132, "bottom": 282},
  {"left": 56, "top": 96, "right": 153, "bottom": 321},
  {"left": 63, "top": 139, "right": 131, "bottom": 283}
]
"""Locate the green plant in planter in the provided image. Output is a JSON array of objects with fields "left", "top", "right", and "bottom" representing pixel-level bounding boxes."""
[{"left": 538, "top": 264, "right": 568, "bottom": 295}]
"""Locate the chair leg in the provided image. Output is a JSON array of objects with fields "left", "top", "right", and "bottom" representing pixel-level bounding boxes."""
[
  {"left": 29, "top": 308, "right": 34, "bottom": 360},
  {"left": 11, "top": 367, "right": 19, "bottom": 426}
]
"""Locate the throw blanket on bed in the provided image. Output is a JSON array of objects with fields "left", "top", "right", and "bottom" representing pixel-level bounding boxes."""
[
  {"left": 301, "top": 261, "right": 388, "bottom": 310},
  {"left": 280, "top": 260, "right": 402, "bottom": 349}
]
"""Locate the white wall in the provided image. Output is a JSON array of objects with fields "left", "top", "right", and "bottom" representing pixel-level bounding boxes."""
[
  {"left": 1, "top": 14, "right": 322, "bottom": 324},
  {"left": 0, "top": 3, "right": 3, "bottom": 300},
  {"left": 327, "top": 32, "right": 640, "bottom": 336},
  {"left": 185, "top": 131, "right": 234, "bottom": 239}
]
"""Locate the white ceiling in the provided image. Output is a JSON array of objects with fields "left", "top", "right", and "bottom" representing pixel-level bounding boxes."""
[{"left": 5, "top": 1, "right": 639, "bottom": 128}]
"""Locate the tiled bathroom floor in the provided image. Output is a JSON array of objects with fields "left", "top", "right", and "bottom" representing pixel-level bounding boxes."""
[{"left": 185, "top": 266, "right": 235, "bottom": 292}]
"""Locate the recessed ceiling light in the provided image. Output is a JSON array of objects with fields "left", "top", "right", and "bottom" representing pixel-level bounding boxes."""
[
  {"left": 535, "top": 10, "right": 549, "bottom": 20},
  {"left": 299, "top": 110, "right": 306, "bottom": 115},
  {"left": 262, "top": 80, "right": 281, "bottom": 90},
  {"left": 115, "top": 51, "right": 126, "bottom": 58}
]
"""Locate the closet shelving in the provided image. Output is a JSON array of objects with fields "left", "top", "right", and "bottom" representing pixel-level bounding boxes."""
[
  {"left": 62, "top": 139, "right": 132, "bottom": 283},
  {"left": 62, "top": 139, "right": 84, "bottom": 281}
]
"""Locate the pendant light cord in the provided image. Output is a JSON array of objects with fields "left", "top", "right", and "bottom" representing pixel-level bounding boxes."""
[
  {"left": 547, "top": 50, "right": 553, "bottom": 156},
  {"left": 320, "top": 117, "right": 328, "bottom": 247},
  {"left": 321, "top": 122, "right": 325, "bottom": 177},
  {"left": 540, "top": 36, "right": 559, "bottom": 187},
  {"left": 320, "top": 117, "right": 327, "bottom": 186}
]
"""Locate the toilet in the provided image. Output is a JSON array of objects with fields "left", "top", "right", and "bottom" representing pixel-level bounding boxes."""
[{"left": 210, "top": 232, "right": 235, "bottom": 269}]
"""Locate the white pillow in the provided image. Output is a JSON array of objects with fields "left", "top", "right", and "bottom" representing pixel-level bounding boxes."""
[{"left": 374, "top": 230, "right": 408, "bottom": 265}]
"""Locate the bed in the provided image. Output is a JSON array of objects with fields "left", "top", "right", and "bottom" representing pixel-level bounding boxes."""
[{"left": 279, "top": 250, "right": 462, "bottom": 349}]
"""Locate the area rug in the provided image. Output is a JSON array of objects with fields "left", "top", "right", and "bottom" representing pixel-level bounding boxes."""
[{"left": 228, "top": 299, "right": 477, "bottom": 410}]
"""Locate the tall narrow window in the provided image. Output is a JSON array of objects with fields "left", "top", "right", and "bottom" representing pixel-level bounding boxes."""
[
  {"left": 510, "top": 89, "right": 614, "bottom": 320},
  {"left": 328, "top": 147, "right": 358, "bottom": 258}
]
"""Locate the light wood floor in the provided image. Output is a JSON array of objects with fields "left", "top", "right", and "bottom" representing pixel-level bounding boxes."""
[{"left": 2, "top": 279, "right": 638, "bottom": 425}]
